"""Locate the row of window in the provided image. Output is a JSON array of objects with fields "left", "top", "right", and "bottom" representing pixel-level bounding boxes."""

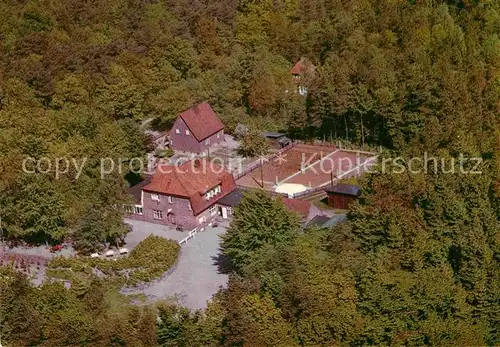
[
  {"left": 175, "top": 128, "right": 191, "bottom": 135},
  {"left": 204, "top": 185, "right": 222, "bottom": 201},
  {"left": 153, "top": 208, "right": 173, "bottom": 219},
  {"left": 124, "top": 205, "right": 143, "bottom": 215},
  {"left": 152, "top": 194, "right": 194, "bottom": 211},
  {"left": 125, "top": 207, "right": 167, "bottom": 220},
  {"left": 151, "top": 193, "right": 173, "bottom": 203},
  {"left": 154, "top": 207, "right": 217, "bottom": 222},
  {"left": 128, "top": 205, "right": 226, "bottom": 221}
]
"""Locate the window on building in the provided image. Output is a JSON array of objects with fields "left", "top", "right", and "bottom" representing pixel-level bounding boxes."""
[
  {"left": 124, "top": 205, "right": 133, "bottom": 214},
  {"left": 175, "top": 129, "right": 180, "bottom": 134},
  {"left": 153, "top": 210, "right": 163, "bottom": 219},
  {"left": 168, "top": 196, "right": 173, "bottom": 203},
  {"left": 204, "top": 138, "right": 210, "bottom": 145},
  {"left": 151, "top": 194, "right": 160, "bottom": 201},
  {"left": 204, "top": 185, "right": 222, "bottom": 201},
  {"left": 198, "top": 216, "right": 206, "bottom": 224},
  {"left": 134, "top": 206, "right": 143, "bottom": 215},
  {"left": 185, "top": 130, "right": 190, "bottom": 135},
  {"left": 227, "top": 207, "right": 232, "bottom": 215}
]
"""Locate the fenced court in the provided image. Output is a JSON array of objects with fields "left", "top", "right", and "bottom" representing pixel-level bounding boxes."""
[{"left": 235, "top": 143, "right": 377, "bottom": 197}]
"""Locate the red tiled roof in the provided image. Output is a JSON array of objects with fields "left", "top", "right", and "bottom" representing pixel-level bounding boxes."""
[
  {"left": 142, "top": 158, "right": 236, "bottom": 215},
  {"left": 281, "top": 197, "right": 312, "bottom": 217},
  {"left": 179, "top": 102, "right": 224, "bottom": 141}
]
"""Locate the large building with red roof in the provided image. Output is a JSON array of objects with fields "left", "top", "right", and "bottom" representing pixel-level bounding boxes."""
[
  {"left": 169, "top": 102, "right": 225, "bottom": 153},
  {"left": 126, "top": 158, "right": 236, "bottom": 229}
]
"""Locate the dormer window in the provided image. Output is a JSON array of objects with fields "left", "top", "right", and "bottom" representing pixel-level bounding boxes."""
[
  {"left": 204, "top": 184, "right": 221, "bottom": 200},
  {"left": 175, "top": 129, "right": 180, "bottom": 134},
  {"left": 185, "top": 130, "right": 190, "bottom": 135}
]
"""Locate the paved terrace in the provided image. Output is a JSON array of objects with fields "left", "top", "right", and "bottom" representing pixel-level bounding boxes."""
[{"left": 123, "top": 219, "right": 228, "bottom": 310}]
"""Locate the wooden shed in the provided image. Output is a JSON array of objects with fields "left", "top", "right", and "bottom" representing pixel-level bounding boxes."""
[
  {"left": 262, "top": 132, "right": 291, "bottom": 149},
  {"left": 325, "top": 183, "right": 361, "bottom": 209}
]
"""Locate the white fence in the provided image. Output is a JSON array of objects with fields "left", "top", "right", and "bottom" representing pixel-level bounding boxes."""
[{"left": 178, "top": 228, "right": 198, "bottom": 245}]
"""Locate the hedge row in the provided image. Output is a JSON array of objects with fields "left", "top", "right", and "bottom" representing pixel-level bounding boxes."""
[{"left": 49, "top": 235, "right": 180, "bottom": 285}]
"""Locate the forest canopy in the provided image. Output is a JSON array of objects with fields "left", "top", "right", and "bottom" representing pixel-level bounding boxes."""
[{"left": 0, "top": 0, "right": 499, "bottom": 345}]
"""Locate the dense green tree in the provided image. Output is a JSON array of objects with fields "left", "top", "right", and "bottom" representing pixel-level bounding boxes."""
[
  {"left": 279, "top": 228, "right": 360, "bottom": 345},
  {"left": 0, "top": 267, "right": 159, "bottom": 346},
  {"left": 226, "top": 293, "right": 299, "bottom": 347},
  {"left": 0, "top": 0, "right": 499, "bottom": 345},
  {"left": 0, "top": 267, "right": 43, "bottom": 345},
  {"left": 347, "top": 152, "right": 498, "bottom": 344},
  {"left": 221, "top": 190, "right": 300, "bottom": 275},
  {"left": 72, "top": 204, "right": 129, "bottom": 254},
  {"left": 237, "top": 129, "right": 270, "bottom": 158}
]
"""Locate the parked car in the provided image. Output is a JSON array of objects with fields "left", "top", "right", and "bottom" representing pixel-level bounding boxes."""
[
  {"left": 50, "top": 245, "right": 63, "bottom": 253},
  {"left": 119, "top": 247, "right": 129, "bottom": 255}
]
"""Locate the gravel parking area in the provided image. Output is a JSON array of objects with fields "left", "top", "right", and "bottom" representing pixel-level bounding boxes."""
[
  {"left": 123, "top": 219, "right": 228, "bottom": 310},
  {"left": 124, "top": 219, "right": 187, "bottom": 247}
]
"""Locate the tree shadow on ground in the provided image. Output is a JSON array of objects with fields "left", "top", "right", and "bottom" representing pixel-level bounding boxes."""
[{"left": 211, "top": 252, "right": 233, "bottom": 274}]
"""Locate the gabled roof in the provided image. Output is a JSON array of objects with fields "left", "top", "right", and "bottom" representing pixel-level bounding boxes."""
[
  {"left": 142, "top": 158, "right": 235, "bottom": 215},
  {"left": 281, "top": 197, "right": 312, "bottom": 217},
  {"left": 325, "top": 183, "right": 361, "bottom": 196},
  {"left": 290, "top": 58, "right": 315, "bottom": 76},
  {"left": 178, "top": 102, "right": 224, "bottom": 141}
]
